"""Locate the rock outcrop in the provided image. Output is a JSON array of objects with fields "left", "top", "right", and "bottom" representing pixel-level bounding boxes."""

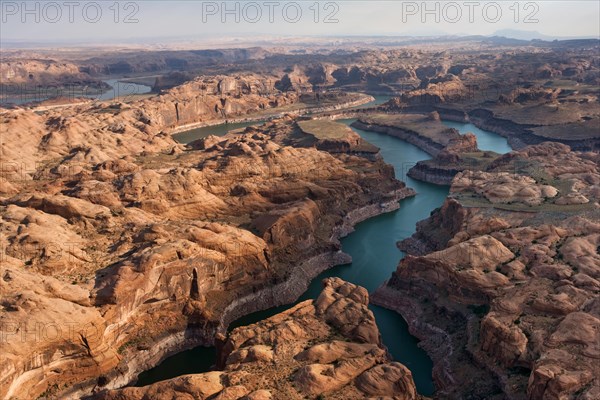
[
  {"left": 407, "top": 133, "right": 501, "bottom": 185},
  {"left": 373, "top": 142, "right": 600, "bottom": 399},
  {"left": 93, "top": 278, "right": 424, "bottom": 400},
  {"left": 352, "top": 113, "right": 461, "bottom": 157},
  {"left": 1, "top": 73, "right": 298, "bottom": 181},
  {"left": 0, "top": 59, "right": 106, "bottom": 87},
  {"left": 0, "top": 107, "right": 412, "bottom": 398}
]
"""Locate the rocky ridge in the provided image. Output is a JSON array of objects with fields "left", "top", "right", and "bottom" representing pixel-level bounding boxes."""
[
  {"left": 92, "top": 278, "right": 424, "bottom": 400},
  {"left": 373, "top": 142, "right": 600, "bottom": 399},
  {"left": 1, "top": 73, "right": 298, "bottom": 183},
  {"left": 0, "top": 107, "right": 413, "bottom": 398}
]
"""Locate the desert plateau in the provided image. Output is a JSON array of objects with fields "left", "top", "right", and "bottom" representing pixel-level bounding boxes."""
[{"left": 1, "top": 2, "right": 599, "bottom": 400}]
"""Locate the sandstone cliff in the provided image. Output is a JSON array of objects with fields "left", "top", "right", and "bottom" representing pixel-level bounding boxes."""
[
  {"left": 0, "top": 108, "right": 412, "bottom": 398},
  {"left": 374, "top": 142, "right": 600, "bottom": 399},
  {"left": 0, "top": 59, "right": 104, "bottom": 87},
  {"left": 406, "top": 133, "right": 500, "bottom": 186},
  {"left": 92, "top": 278, "right": 424, "bottom": 400},
  {"left": 0, "top": 73, "right": 298, "bottom": 180}
]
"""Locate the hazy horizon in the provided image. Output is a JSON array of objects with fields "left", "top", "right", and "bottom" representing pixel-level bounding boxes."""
[{"left": 2, "top": 1, "right": 599, "bottom": 47}]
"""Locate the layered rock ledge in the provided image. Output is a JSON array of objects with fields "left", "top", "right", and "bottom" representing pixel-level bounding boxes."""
[
  {"left": 0, "top": 103, "right": 413, "bottom": 399},
  {"left": 373, "top": 142, "right": 600, "bottom": 399},
  {"left": 92, "top": 278, "right": 425, "bottom": 400}
]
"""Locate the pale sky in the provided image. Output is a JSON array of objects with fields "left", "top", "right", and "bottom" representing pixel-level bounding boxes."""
[{"left": 1, "top": 1, "right": 599, "bottom": 45}]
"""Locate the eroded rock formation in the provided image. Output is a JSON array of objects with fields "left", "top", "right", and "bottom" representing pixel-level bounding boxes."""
[
  {"left": 373, "top": 142, "right": 600, "bottom": 399},
  {"left": 0, "top": 102, "right": 412, "bottom": 398},
  {"left": 93, "top": 278, "right": 424, "bottom": 400}
]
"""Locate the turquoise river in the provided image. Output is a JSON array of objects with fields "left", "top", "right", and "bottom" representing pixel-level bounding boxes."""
[{"left": 136, "top": 114, "right": 512, "bottom": 396}]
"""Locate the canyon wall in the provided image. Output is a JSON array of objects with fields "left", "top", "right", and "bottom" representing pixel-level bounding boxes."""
[
  {"left": 92, "top": 278, "right": 424, "bottom": 400},
  {"left": 373, "top": 142, "right": 600, "bottom": 399},
  {"left": 0, "top": 100, "right": 413, "bottom": 398}
]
